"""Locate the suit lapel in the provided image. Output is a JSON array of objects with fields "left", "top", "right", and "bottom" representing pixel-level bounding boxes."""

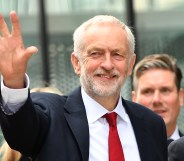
[
  {"left": 122, "top": 99, "right": 153, "bottom": 161},
  {"left": 64, "top": 87, "right": 89, "bottom": 161},
  {"left": 179, "top": 130, "right": 184, "bottom": 137}
]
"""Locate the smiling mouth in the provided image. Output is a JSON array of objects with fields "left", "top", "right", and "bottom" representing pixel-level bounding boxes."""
[
  {"left": 154, "top": 109, "right": 166, "bottom": 115},
  {"left": 96, "top": 75, "right": 117, "bottom": 82},
  {"left": 96, "top": 74, "right": 116, "bottom": 78}
]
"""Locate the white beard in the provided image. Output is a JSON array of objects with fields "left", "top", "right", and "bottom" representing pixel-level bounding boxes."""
[{"left": 80, "top": 68, "right": 127, "bottom": 97}]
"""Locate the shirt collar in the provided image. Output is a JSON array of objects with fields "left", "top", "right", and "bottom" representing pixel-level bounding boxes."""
[
  {"left": 81, "top": 88, "right": 129, "bottom": 124},
  {"left": 169, "top": 126, "right": 180, "bottom": 140}
]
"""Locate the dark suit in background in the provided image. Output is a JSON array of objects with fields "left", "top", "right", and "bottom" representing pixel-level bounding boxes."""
[
  {"left": 168, "top": 136, "right": 184, "bottom": 161},
  {"left": 167, "top": 131, "right": 184, "bottom": 146}
]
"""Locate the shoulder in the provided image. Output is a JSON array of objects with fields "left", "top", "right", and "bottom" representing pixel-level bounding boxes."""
[
  {"left": 122, "top": 99, "right": 165, "bottom": 127},
  {"left": 30, "top": 92, "right": 68, "bottom": 112},
  {"left": 30, "top": 92, "right": 67, "bottom": 103},
  {"left": 123, "top": 99, "right": 162, "bottom": 118},
  {"left": 169, "top": 136, "right": 184, "bottom": 148},
  {"left": 168, "top": 136, "right": 184, "bottom": 160}
]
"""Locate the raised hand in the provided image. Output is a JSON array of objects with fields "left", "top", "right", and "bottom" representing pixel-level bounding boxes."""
[{"left": 0, "top": 11, "right": 38, "bottom": 88}]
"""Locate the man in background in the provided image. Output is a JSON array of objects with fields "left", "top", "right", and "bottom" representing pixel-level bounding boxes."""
[{"left": 132, "top": 54, "right": 184, "bottom": 145}]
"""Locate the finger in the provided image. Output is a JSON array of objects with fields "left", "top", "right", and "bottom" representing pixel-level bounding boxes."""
[
  {"left": 24, "top": 46, "right": 38, "bottom": 60},
  {"left": 10, "top": 11, "right": 22, "bottom": 38},
  {"left": 0, "top": 13, "right": 10, "bottom": 37}
]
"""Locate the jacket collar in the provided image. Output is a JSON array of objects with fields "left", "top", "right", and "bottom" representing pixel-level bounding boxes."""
[{"left": 64, "top": 87, "right": 89, "bottom": 161}]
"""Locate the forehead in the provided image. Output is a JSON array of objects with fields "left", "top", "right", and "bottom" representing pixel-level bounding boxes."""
[
  {"left": 85, "top": 22, "right": 126, "bottom": 37},
  {"left": 138, "top": 69, "right": 176, "bottom": 87},
  {"left": 84, "top": 23, "right": 129, "bottom": 50}
]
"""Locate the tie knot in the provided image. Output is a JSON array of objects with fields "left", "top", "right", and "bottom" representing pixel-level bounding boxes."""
[{"left": 104, "top": 112, "right": 117, "bottom": 127}]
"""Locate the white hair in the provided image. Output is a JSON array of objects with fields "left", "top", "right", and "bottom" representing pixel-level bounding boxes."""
[{"left": 73, "top": 15, "right": 135, "bottom": 58}]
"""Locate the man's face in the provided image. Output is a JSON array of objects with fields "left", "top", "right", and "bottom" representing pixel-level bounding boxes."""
[
  {"left": 72, "top": 23, "right": 136, "bottom": 97},
  {"left": 132, "top": 69, "right": 183, "bottom": 135}
]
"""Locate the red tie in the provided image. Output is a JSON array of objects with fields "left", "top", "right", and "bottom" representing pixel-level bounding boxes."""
[{"left": 104, "top": 112, "right": 125, "bottom": 161}]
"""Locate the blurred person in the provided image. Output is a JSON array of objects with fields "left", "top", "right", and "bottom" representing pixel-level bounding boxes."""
[
  {"left": 132, "top": 53, "right": 184, "bottom": 145},
  {"left": 0, "top": 141, "right": 30, "bottom": 161},
  {"left": 168, "top": 136, "right": 184, "bottom": 161},
  {"left": 0, "top": 11, "right": 167, "bottom": 161},
  {"left": 30, "top": 86, "right": 63, "bottom": 95}
]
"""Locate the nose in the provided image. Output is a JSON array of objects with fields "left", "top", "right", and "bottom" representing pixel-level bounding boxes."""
[
  {"left": 101, "top": 54, "right": 114, "bottom": 71},
  {"left": 152, "top": 91, "right": 162, "bottom": 105}
]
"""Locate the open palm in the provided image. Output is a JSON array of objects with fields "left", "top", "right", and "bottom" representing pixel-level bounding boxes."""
[{"left": 0, "top": 11, "right": 37, "bottom": 88}]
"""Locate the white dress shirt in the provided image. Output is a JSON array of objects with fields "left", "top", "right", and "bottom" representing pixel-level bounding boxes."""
[
  {"left": 1, "top": 76, "right": 141, "bottom": 161},
  {"left": 1, "top": 75, "right": 29, "bottom": 114},
  {"left": 169, "top": 126, "right": 181, "bottom": 140},
  {"left": 82, "top": 88, "right": 141, "bottom": 161}
]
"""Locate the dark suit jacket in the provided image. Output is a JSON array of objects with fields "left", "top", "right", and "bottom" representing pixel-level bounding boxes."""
[
  {"left": 168, "top": 136, "right": 184, "bottom": 161},
  {"left": 167, "top": 130, "right": 184, "bottom": 146},
  {"left": 179, "top": 130, "right": 184, "bottom": 137},
  {"left": 0, "top": 87, "right": 167, "bottom": 161}
]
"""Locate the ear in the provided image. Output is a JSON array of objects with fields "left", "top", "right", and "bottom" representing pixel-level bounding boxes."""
[
  {"left": 128, "top": 53, "right": 136, "bottom": 76},
  {"left": 131, "top": 91, "right": 136, "bottom": 102},
  {"left": 179, "top": 88, "right": 184, "bottom": 107},
  {"left": 71, "top": 52, "right": 81, "bottom": 76}
]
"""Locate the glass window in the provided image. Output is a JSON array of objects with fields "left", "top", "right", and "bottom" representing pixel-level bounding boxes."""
[
  {"left": 0, "top": 0, "right": 43, "bottom": 88},
  {"left": 45, "top": 0, "right": 125, "bottom": 14},
  {"left": 134, "top": 0, "right": 184, "bottom": 11}
]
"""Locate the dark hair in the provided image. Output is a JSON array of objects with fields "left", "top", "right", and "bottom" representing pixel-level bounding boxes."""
[{"left": 133, "top": 53, "right": 182, "bottom": 90}]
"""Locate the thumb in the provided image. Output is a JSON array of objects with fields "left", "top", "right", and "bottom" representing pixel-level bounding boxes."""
[{"left": 24, "top": 46, "right": 38, "bottom": 59}]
